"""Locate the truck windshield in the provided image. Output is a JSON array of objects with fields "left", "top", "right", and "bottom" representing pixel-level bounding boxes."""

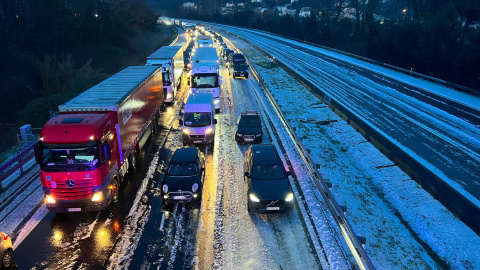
[
  {"left": 191, "top": 73, "right": 218, "bottom": 88},
  {"left": 41, "top": 145, "right": 100, "bottom": 170},
  {"left": 162, "top": 70, "right": 170, "bottom": 83},
  {"left": 184, "top": 112, "right": 212, "bottom": 127}
]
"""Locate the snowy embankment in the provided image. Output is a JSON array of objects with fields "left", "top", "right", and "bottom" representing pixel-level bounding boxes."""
[{"left": 221, "top": 31, "right": 480, "bottom": 269}]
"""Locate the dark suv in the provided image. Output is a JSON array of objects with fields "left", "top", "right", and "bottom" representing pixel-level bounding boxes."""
[
  {"left": 228, "top": 53, "right": 249, "bottom": 79},
  {"left": 244, "top": 145, "right": 294, "bottom": 213},
  {"left": 235, "top": 110, "right": 263, "bottom": 143},
  {"left": 161, "top": 147, "right": 205, "bottom": 206}
]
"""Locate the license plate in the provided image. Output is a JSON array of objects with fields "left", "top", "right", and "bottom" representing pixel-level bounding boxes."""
[
  {"left": 67, "top": 208, "right": 82, "bottom": 212},
  {"left": 173, "top": 196, "right": 186, "bottom": 200},
  {"left": 266, "top": 207, "right": 280, "bottom": 211},
  {"left": 193, "top": 140, "right": 203, "bottom": 144},
  {"left": 245, "top": 139, "right": 254, "bottom": 142}
]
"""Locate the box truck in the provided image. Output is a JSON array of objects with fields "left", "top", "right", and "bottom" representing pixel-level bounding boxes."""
[
  {"left": 146, "top": 46, "right": 184, "bottom": 104},
  {"left": 180, "top": 93, "right": 217, "bottom": 145},
  {"left": 189, "top": 47, "right": 222, "bottom": 112},
  {"left": 34, "top": 66, "right": 164, "bottom": 213},
  {"left": 195, "top": 35, "right": 213, "bottom": 48}
]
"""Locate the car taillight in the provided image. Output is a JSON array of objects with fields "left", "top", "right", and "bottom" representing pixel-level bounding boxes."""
[{"left": 2, "top": 233, "right": 8, "bottom": 241}]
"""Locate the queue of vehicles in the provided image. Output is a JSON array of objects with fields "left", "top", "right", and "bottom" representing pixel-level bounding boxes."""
[{"left": 31, "top": 27, "right": 291, "bottom": 217}]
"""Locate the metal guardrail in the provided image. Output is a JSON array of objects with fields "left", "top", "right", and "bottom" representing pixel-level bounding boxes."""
[
  {"left": 221, "top": 27, "right": 375, "bottom": 270},
  {"left": 212, "top": 23, "right": 480, "bottom": 237},
  {"left": 0, "top": 142, "right": 36, "bottom": 190}
]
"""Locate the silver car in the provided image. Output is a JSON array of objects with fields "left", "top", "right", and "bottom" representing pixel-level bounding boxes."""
[{"left": 0, "top": 232, "right": 13, "bottom": 269}]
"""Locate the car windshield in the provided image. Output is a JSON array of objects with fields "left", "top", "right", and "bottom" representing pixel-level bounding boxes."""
[
  {"left": 184, "top": 112, "right": 212, "bottom": 127},
  {"left": 168, "top": 163, "right": 198, "bottom": 176},
  {"left": 239, "top": 117, "right": 260, "bottom": 127},
  {"left": 251, "top": 165, "right": 285, "bottom": 180},
  {"left": 42, "top": 146, "right": 99, "bottom": 166},
  {"left": 191, "top": 73, "right": 218, "bottom": 88},
  {"left": 233, "top": 62, "right": 247, "bottom": 68}
]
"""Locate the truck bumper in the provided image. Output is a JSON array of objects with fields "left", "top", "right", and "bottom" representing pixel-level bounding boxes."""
[{"left": 43, "top": 185, "right": 113, "bottom": 213}]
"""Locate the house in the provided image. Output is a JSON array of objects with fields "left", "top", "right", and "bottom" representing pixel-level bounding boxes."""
[
  {"left": 275, "top": 6, "right": 287, "bottom": 15},
  {"left": 285, "top": 9, "right": 296, "bottom": 17},
  {"left": 299, "top": 7, "right": 312, "bottom": 18},
  {"left": 253, "top": 7, "right": 268, "bottom": 14},
  {"left": 183, "top": 2, "right": 195, "bottom": 9}
]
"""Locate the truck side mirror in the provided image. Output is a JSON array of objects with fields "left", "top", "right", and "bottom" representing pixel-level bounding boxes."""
[
  {"left": 213, "top": 119, "right": 217, "bottom": 124},
  {"left": 102, "top": 143, "right": 112, "bottom": 161},
  {"left": 187, "top": 80, "right": 191, "bottom": 86},
  {"left": 179, "top": 119, "right": 184, "bottom": 125},
  {"left": 34, "top": 143, "right": 41, "bottom": 164},
  {"left": 219, "top": 76, "right": 223, "bottom": 85}
]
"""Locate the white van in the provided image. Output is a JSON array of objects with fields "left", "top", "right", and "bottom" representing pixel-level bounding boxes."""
[{"left": 180, "top": 93, "right": 217, "bottom": 145}]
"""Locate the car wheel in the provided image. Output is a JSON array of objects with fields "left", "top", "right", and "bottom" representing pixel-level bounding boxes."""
[
  {"left": 245, "top": 74, "right": 249, "bottom": 79},
  {"left": 247, "top": 200, "right": 252, "bottom": 212},
  {"left": 2, "top": 249, "right": 13, "bottom": 268},
  {"left": 233, "top": 74, "right": 236, "bottom": 79}
]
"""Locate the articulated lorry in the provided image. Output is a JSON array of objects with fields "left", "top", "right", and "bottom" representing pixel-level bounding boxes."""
[
  {"left": 146, "top": 46, "right": 184, "bottom": 104},
  {"left": 34, "top": 66, "right": 164, "bottom": 213},
  {"left": 189, "top": 47, "right": 222, "bottom": 112}
]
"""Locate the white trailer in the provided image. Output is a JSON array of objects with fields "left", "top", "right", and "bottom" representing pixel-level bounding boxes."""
[
  {"left": 189, "top": 47, "right": 222, "bottom": 112},
  {"left": 146, "top": 46, "right": 184, "bottom": 103},
  {"left": 195, "top": 35, "right": 213, "bottom": 48}
]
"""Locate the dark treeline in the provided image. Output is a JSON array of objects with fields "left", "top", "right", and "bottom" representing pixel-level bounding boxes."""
[
  {"left": 166, "top": 0, "right": 480, "bottom": 90},
  {"left": 0, "top": 0, "right": 172, "bottom": 152}
]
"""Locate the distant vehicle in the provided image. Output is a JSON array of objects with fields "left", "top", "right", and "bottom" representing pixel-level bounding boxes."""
[
  {"left": 1, "top": 232, "right": 14, "bottom": 269},
  {"left": 189, "top": 47, "right": 222, "bottom": 112},
  {"left": 244, "top": 145, "right": 294, "bottom": 213},
  {"left": 161, "top": 147, "right": 205, "bottom": 206},
  {"left": 235, "top": 110, "right": 263, "bottom": 143},
  {"left": 228, "top": 53, "right": 249, "bottom": 79},
  {"left": 146, "top": 46, "right": 184, "bottom": 104},
  {"left": 34, "top": 66, "right": 164, "bottom": 213},
  {"left": 180, "top": 93, "right": 217, "bottom": 145},
  {"left": 223, "top": 49, "right": 234, "bottom": 62},
  {"left": 195, "top": 35, "right": 213, "bottom": 48}
]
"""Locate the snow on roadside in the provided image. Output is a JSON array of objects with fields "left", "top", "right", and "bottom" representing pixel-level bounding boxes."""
[{"left": 224, "top": 33, "right": 480, "bottom": 269}]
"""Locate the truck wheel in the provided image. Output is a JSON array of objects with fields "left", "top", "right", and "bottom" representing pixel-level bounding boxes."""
[
  {"left": 111, "top": 178, "right": 119, "bottom": 202},
  {"left": 128, "top": 150, "right": 137, "bottom": 171},
  {"left": 1, "top": 249, "right": 13, "bottom": 268}
]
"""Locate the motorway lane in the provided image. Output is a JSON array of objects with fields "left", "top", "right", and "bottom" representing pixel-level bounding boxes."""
[{"left": 213, "top": 25, "right": 480, "bottom": 204}]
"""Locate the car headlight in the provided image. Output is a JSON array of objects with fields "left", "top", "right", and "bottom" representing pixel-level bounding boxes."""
[
  {"left": 92, "top": 192, "right": 102, "bottom": 202},
  {"left": 214, "top": 99, "right": 220, "bottom": 104},
  {"left": 236, "top": 133, "right": 242, "bottom": 137},
  {"left": 255, "top": 134, "right": 262, "bottom": 137},
  {"left": 162, "top": 184, "right": 168, "bottom": 193},
  {"left": 192, "top": 183, "right": 199, "bottom": 192},
  {"left": 46, "top": 195, "right": 56, "bottom": 204},
  {"left": 183, "top": 129, "right": 190, "bottom": 134},
  {"left": 206, "top": 127, "right": 213, "bottom": 134},
  {"left": 285, "top": 193, "right": 294, "bottom": 202},
  {"left": 249, "top": 193, "right": 260, "bottom": 202}
]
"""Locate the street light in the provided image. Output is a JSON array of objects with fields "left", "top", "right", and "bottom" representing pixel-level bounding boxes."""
[{"left": 397, "top": 8, "right": 407, "bottom": 23}]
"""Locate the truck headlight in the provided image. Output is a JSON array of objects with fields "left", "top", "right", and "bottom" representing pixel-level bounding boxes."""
[
  {"left": 206, "top": 127, "right": 213, "bottom": 134},
  {"left": 192, "top": 183, "right": 199, "bottom": 192},
  {"left": 285, "top": 193, "right": 294, "bottom": 202},
  {"left": 162, "top": 184, "right": 168, "bottom": 193},
  {"left": 46, "top": 195, "right": 56, "bottom": 204},
  {"left": 249, "top": 194, "right": 260, "bottom": 202},
  {"left": 166, "top": 93, "right": 173, "bottom": 99},
  {"left": 183, "top": 129, "right": 190, "bottom": 134},
  {"left": 92, "top": 192, "right": 103, "bottom": 202},
  {"left": 214, "top": 99, "right": 220, "bottom": 104}
]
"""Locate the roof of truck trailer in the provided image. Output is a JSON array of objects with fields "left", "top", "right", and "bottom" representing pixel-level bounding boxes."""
[
  {"left": 147, "top": 46, "right": 182, "bottom": 60},
  {"left": 59, "top": 66, "right": 160, "bottom": 112},
  {"left": 190, "top": 47, "right": 217, "bottom": 62}
]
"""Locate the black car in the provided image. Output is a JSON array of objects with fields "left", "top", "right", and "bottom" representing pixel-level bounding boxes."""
[
  {"left": 235, "top": 110, "right": 263, "bottom": 143},
  {"left": 161, "top": 147, "right": 205, "bottom": 206},
  {"left": 244, "top": 145, "right": 294, "bottom": 213},
  {"left": 228, "top": 53, "right": 249, "bottom": 79}
]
